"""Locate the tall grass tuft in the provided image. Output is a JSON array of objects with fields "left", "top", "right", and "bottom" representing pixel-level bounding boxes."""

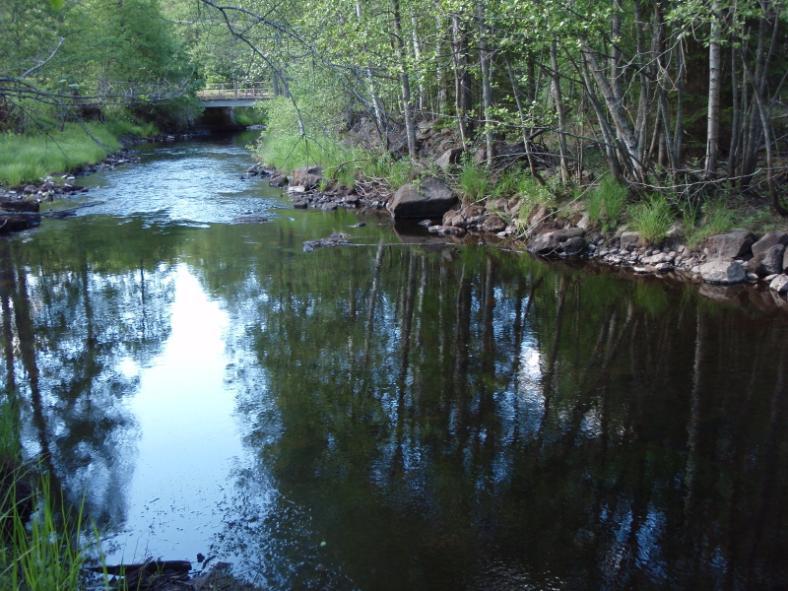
[
  {"left": 586, "top": 176, "right": 627, "bottom": 232},
  {"left": 457, "top": 158, "right": 490, "bottom": 202},
  {"left": 629, "top": 195, "right": 673, "bottom": 244},
  {"left": 1, "top": 476, "right": 85, "bottom": 591}
]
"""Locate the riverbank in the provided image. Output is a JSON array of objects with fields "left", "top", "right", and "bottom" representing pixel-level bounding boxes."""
[{"left": 250, "top": 118, "right": 788, "bottom": 305}]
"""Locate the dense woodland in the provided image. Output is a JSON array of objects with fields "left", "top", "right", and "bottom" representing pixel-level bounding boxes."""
[{"left": 1, "top": 0, "right": 786, "bottom": 217}]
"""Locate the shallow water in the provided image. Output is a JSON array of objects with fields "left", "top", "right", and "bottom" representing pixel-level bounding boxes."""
[{"left": 1, "top": 134, "right": 787, "bottom": 590}]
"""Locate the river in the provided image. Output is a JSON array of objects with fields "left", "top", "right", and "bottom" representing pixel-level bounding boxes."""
[{"left": 1, "top": 133, "right": 786, "bottom": 590}]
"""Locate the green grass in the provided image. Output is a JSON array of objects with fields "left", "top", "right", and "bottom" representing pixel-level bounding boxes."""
[
  {"left": 629, "top": 195, "right": 674, "bottom": 244},
  {"left": 513, "top": 176, "right": 557, "bottom": 231},
  {"left": 586, "top": 176, "right": 628, "bottom": 233},
  {"left": 0, "top": 401, "right": 19, "bottom": 466},
  {"left": 491, "top": 169, "right": 525, "bottom": 198},
  {"left": 457, "top": 158, "right": 490, "bottom": 202},
  {"left": 256, "top": 132, "right": 414, "bottom": 189},
  {"left": 1, "top": 476, "right": 86, "bottom": 591},
  {"left": 0, "top": 119, "right": 154, "bottom": 187},
  {"left": 682, "top": 200, "right": 736, "bottom": 247}
]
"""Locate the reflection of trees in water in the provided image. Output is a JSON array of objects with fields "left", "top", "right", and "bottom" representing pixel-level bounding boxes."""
[
  {"left": 205, "top": 241, "right": 787, "bottom": 590},
  {"left": 0, "top": 220, "right": 179, "bottom": 528}
]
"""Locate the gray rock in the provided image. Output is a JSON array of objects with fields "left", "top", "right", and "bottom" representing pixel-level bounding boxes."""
[
  {"left": 481, "top": 215, "right": 506, "bottom": 234},
  {"left": 698, "top": 260, "right": 746, "bottom": 284},
  {"left": 290, "top": 166, "right": 322, "bottom": 190},
  {"left": 620, "top": 231, "right": 641, "bottom": 250},
  {"left": 747, "top": 244, "right": 786, "bottom": 276},
  {"left": 705, "top": 231, "right": 756, "bottom": 260},
  {"left": 784, "top": 248, "right": 788, "bottom": 272},
  {"left": 435, "top": 148, "right": 463, "bottom": 172},
  {"left": 389, "top": 177, "right": 458, "bottom": 219},
  {"left": 769, "top": 274, "right": 788, "bottom": 295},
  {"left": 750, "top": 231, "right": 788, "bottom": 257},
  {"left": 269, "top": 175, "right": 288, "bottom": 187},
  {"left": 527, "top": 227, "right": 586, "bottom": 258}
]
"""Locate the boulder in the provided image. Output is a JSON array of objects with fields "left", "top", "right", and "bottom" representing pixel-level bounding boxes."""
[
  {"left": 698, "top": 260, "right": 746, "bottom": 284},
  {"left": 290, "top": 166, "right": 322, "bottom": 190},
  {"left": 269, "top": 175, "right": 288, "bottom": 187},
  {"left": 705, "top": 231, "right": 756, "bottom": 260},
  {"left": 527, "top": 227, "right": 586, "bottom": 258},
  {"left": 750, "top": 231, "right": 788, "bottom": 257},
  {"left": 481, "top": 215, "right": 506, "bottom": 234},
  {"left": 746, "top": 243, "right": 786, "bottom": 276},
  {"left": 435, "top": 148, "right": 463, "bottom": 172},
  {"left": 784, "top": 248, "right": 788, "bottom": 272},
  {"left": 389, "top": 177, "right": 458, "bottom": 219},
  {"left": 769, "top": 274, "right": 788, "bottom": 295},
  {"left": 620, "top": 231, "right": 642, "bottom": 250}
]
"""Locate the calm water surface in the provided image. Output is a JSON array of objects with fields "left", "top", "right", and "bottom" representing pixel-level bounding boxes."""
[{"left": 1, "top": 134, "right": 786, "bottom": 590}]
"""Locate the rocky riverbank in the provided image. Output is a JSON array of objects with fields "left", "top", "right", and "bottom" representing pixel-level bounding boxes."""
[{"left": 249, "top": 131, "right": 788, "bottom": 307}]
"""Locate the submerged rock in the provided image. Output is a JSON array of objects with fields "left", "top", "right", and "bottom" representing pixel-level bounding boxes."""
[
  {"left": 388, "top": 177, "right": 457, "bottom": 219},
  {"left": 698, "top": 260, "right": 746, "bottom": 284},
  {"left": 303, "top": 232, "right": 350, "bottom": 252}
]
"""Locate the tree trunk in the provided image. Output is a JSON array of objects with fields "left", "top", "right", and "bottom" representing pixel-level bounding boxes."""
[
  {"left": 450, "top": 12, "right": 470, "bottom": 146},
  {"left": 550, "top": 40, "right": 570, "bottom": 182},
  {"left": 704, "top": 0, "right": 722, "bottom": 178},
  {"left": 392, "top": 0, "right": 417, "bottom": 159},
  {"left": 476, "top": 1, "right": 494, "bottom": 168}
]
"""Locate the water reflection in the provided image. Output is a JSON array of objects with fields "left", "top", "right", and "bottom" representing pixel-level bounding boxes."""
[{"left": 0, "top": 139, "right": 786, "bottom": 590}]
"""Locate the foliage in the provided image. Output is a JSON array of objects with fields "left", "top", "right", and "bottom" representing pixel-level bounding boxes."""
[
  {"left": 629, "top": 195, "right": 674, "bottom": 244},
  {"left": 586, "top": 177, "right": 628, "bottom": 233}
]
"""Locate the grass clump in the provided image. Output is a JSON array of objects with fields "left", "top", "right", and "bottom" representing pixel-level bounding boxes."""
[
  {"left": 682, "top": 200, "right": 736, "bottom": 247},
  {"left": 457, "top": 158, "right": 490, "bottom": 202},
  {"left": 587, "top": 176, "right": 627, "bottom": 232},
  {"left": 1, "top": 477, "right": 86, "bottom": 591},
  {"left": 629, "top": 195, "right": 674, "bottom": 244},
  {"left": 491, "top": 169, "right": 524, "bottom": 198}
]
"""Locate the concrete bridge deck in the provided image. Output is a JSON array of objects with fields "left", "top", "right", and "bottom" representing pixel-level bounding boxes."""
[{"left": 197, "top": 85, "right": 270, "bottom": 108}]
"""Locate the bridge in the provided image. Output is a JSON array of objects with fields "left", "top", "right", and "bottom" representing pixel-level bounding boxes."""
[{"left": 197, "top": 84, "right": 271, "bottom": 107}]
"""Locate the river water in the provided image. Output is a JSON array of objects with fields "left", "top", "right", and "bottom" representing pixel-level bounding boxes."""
[{"left": 1, "top": 133, "right": 786, "bottom": 590}]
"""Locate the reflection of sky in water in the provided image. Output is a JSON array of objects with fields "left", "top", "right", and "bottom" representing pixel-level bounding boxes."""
[{"left": 105, "top": 265, "right": 248, "bottom": 563}]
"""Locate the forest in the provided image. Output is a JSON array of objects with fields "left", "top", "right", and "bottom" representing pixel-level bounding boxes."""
[
  {"left": 1, "top": 1, "right": 788, "bottom": 589},
  {"left": 1, "top": 0, "right": 787, "bottom": 222}
]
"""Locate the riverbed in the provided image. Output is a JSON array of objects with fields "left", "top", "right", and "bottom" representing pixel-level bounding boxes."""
[{"left": 2, "top": 133, "right": 787, "bottom": 590}]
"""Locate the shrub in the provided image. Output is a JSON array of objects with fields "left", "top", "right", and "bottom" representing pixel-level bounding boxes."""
[
  {"left": 629, "top": 195, "right": 674, "bottom": 244},
  {"left": 587, "top": 176, "right": 627, "bottom": 232}
]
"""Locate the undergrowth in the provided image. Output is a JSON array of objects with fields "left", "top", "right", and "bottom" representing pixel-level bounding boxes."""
[
  {"left": 629, "top": 195, "right": 674, "bottom": 244},
  {"left": 587, "top": 176, "right": 627, "bottom": 233}
]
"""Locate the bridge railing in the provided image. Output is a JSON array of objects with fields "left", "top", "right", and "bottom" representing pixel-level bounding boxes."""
[{"left": 197, "top": 83, "right": 271, "bottom": 101}]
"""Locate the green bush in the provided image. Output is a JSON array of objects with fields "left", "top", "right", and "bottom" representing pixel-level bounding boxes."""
[
  {"left": 587, "top": 176, "right": 627, "bottom": 232},
  {"left": 629, "top": 195, "right": 674, "bottom": 244}
]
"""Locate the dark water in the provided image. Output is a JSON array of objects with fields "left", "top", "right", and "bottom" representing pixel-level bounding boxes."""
[{"left": 1, "top": 134, "right": 787, "bottom": 590}]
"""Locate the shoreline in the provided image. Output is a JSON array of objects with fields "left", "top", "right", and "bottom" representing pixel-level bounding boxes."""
[{"left": 248, "top": 159, "right": 788, "bottom": 310}]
